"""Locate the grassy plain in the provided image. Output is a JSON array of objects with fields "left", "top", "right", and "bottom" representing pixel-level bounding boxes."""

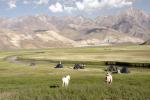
[{"left": 0, "top": 45, "right": 149, "bottom": 100}]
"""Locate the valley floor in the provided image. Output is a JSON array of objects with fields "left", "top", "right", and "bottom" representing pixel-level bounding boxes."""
[{"left": 0, "top": 45, "right": 150, "bottom": 100}]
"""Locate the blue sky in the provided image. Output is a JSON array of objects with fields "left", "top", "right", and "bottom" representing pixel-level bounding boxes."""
[{"left": 0, "top": 0, "right": 150, "bottom": 18}]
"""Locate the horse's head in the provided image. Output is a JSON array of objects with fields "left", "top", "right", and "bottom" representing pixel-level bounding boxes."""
[{"left": 106, "top": 72, "right": 111, "bottom": 76}]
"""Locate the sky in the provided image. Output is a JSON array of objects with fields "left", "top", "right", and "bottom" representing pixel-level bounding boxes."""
[{"left": 0, "top": 0, "right": 150, "bottom": 18}]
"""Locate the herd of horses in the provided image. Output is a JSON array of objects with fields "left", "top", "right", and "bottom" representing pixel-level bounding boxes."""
[
  {"left": 54, "top": 62, "right": 86, "bottom": 69},
  {"left": 30, "top": 61, "right": 130, "bottom": 88},
  {"left": 54, "top": 61, "right": 129, "bottom": 74},
  {"left": 51, "top": 62, "right": 129, "bottom": 88}
]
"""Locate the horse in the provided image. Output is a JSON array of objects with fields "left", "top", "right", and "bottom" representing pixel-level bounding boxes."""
[
  {"left": 62, "top": 75, "right": 70, "bottom": 87},
  {"left": 105, "top": 72, "right": 113, "bottom": 85},
  {"left": 73, "top": 64, "right": 85, "bottom": 69}
]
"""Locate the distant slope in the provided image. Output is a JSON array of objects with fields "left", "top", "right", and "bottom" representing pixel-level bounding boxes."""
[
  {"left": 0, "top": 8, "right": 149, "bottom": 49},
  {"left": 95, "top": 8, "right": 150, "bottom": 40},
  {"left": 0, "top": 29, "right": 77, "bottom": 49},
  {"left": 77, "top": 27, "right": 144, "bottom": 46}
]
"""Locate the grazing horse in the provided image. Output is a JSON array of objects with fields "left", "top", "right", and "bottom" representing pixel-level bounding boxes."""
[
  {"left": 62, "top": 75, "right": 70, "bottom": 87},
  {"left": 105, "top": 72, "right": 113, "bottom": 85},
  {"left": 73, "top": 64, "right": 85, "bottom": 69}
]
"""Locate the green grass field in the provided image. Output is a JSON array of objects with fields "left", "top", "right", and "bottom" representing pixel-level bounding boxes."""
[{"left": 0, "top": 45, "right": 150, "bottom": 100}]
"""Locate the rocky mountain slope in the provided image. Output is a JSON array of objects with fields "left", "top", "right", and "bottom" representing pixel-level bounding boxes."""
[
  {"left": 0, "top": 8, "right": 149, "bottom": 49},
  {"left": 0, "top": 29, "right": 77, "bottom": 49},
  {"left": 95, "top": 8, "right": 150, "bottom": 40}
]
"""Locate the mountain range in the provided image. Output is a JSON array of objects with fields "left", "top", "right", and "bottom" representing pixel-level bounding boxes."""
[{"left": 0, "top": 8, "right": 150, "bottom": 49}]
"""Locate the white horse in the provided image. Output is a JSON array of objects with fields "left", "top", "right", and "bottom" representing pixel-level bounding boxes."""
[
  {"left": 62, "top": 75, "right": 70, "bottom": 87},
  {"left": 105, "top": 72, "right": 113, "bottom": 85}
]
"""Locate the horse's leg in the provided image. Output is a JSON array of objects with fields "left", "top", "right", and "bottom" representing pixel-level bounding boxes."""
[
  {"left": 66, "top": 81, "right": 68, "bottom": 87},
  {"left": 65, "top": 83, "right": 67, "bottom": 87},
  {"left": 109, "top": 79, "right": 112, "bottom": 85},
  {"left": 62, "top": 81, "right": 65, "bottom": 87},
  {"left": 65, "top": 80, "right": 69, "bottom": 87}
]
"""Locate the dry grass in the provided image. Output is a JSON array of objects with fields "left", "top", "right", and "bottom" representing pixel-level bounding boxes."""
[{"left": 0, "top": 45, "right": 149, "bottom": 100}]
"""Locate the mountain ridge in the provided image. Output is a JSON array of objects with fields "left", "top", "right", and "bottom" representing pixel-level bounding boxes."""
[{"left": 0, "top": 8, "right": 149, "bottom": 49}]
